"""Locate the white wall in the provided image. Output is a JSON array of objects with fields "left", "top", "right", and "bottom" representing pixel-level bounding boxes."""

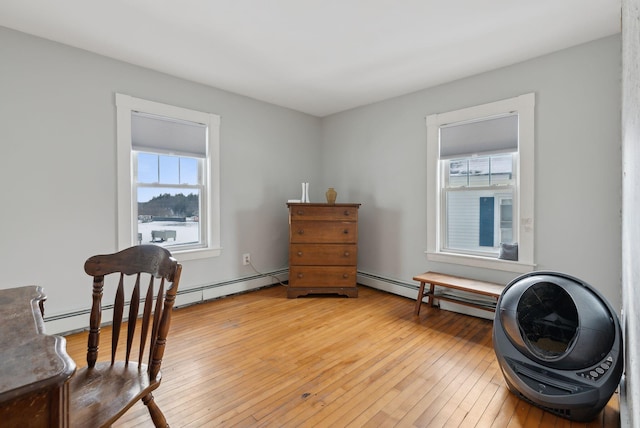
[
  {"left": 321, "top": 35, "right": 623, "bottom": 312},
  {"left": 621, "top": 0, "right": 640, "bottom": 425},
  {"left": 0, "top": 26, "right": 322, "bottom": 332},
  {"left": 0, "top": 27, "right": 624, "bottom": 335},
  {"left": 0, "top": 21, "right": 633, "bottom": 425}
]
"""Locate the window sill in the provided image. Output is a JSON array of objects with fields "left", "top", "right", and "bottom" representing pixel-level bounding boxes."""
[
  {"left": 172, "top": 247, "right": 222, "bottom": 262},
  {"left": 425, "top": 251, "right": 535, "bottom": 273}
]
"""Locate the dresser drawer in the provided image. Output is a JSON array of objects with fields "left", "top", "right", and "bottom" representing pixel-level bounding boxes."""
[
  {"left": 289, "top": 244, "right": 357, "bottom": 266},
  {"left": 289, "top": 266, "right": 357, "bottom": 287},
  {"left": 290, "top": 221, "right": 357, "bottom": 244},
  {"left": 290, "top": 205, "right": 358, "bottom": 221}
]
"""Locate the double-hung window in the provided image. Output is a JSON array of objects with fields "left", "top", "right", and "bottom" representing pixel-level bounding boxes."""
[
  {"left": 116, "top": 94, "right": 221, "bottom": 260},
  {"left": 426, "top": 94, "right": 535, "bottom": 272}
]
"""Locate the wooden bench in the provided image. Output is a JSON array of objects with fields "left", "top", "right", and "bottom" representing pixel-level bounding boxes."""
[
  {"left": 413, "top": 271, "right": 504, "bottom": 316},
  {"left": 151, "top": 230, "right": 176, "bottom": 242}
]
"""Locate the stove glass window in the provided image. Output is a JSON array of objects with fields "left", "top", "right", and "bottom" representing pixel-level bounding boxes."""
[{"left": 516, "top": 282, "right": 578, "bottom": 360}]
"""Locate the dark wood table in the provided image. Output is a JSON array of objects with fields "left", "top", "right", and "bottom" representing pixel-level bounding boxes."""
[{"left": 0, "top": 286, "right": 76, "bottom": 427}]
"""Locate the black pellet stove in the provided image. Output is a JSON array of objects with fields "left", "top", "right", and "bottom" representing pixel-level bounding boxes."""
[{"left": 493, "top": 271, "right": 623, "bottom": 421}]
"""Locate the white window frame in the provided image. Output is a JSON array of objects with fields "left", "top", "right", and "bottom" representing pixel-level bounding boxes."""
[
  {"left": 116, "top": 93, "right": 221, "bottom": 261},
  {"left": 426, "top": 93, "right": 535, "bottom": 273}
]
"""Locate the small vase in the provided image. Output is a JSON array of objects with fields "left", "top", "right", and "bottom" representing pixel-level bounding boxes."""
[{"left": 325, "top": 187, "right": 337, "bottom": 204}]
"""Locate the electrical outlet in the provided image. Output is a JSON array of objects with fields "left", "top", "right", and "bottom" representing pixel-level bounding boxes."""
[{"left": 242, "top": 253, "right": 251, "bottom": 265}]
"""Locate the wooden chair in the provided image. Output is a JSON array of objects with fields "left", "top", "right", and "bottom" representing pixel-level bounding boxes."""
[{"left": 69, "top": 245, "right": 182, "bottom": 428}]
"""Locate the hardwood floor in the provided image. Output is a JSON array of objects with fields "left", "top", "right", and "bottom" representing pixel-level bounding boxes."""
[{"left": 63, "top": 285, "right": 619, "bottom": 427}]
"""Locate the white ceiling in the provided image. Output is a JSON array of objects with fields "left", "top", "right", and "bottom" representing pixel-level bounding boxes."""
[{"left": 0, "top": 1, "right": 621, "bottom": 117}]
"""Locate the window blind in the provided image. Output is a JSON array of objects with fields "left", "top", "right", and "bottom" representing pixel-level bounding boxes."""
[
  {"left": 132, "top": 111, "right": 207, "bottom": 157},
  {"left": 439, "top": 114, "right": 518, "bottom": 159}
]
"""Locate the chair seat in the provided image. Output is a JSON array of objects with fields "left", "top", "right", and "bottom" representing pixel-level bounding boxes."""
[{"left": 69, "top": 361, "right": 162, "bottom": 428}]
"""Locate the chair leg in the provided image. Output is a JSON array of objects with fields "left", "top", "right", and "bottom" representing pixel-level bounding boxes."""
[{"left": 142, "top": 393, "right": 169, "bottom": 427}]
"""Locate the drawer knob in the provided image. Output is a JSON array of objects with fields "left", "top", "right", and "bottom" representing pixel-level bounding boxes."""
[
  {"left": 342, "top": 273, "right": 349, "bottom": 279},
  {"left": 344, "top": 251, "right": 350, "bottom": 257},
  {"left": 343, "top": 210, "right": 350, "bottom": 216},
  {"left": 297, "top": 210, "right": 304, "bottom": 215},
  {"left": 343, "top": 229, "right": 349, "bottom": 234},
  {"left": 297, "top": 273, "right": 304, "bottom": 278},
  {"left": 297, "top": 229, "right": 304, "bottom": 235},
  {"left": 297, "top": 251, "right": 303, "bottom": 256}
]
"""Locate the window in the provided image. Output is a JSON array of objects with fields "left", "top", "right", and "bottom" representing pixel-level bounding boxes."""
[
  {"left": 116, "top": 94, "right": 221, "bottom": 260},
  {"left": 444, "top": 153, "right": 515, "bottom": 255},
  {"left": 426, "top": 94, "right": 535, "bottom": 272}
]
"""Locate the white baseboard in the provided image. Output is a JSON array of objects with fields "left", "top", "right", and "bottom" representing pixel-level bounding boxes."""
[
  {"left": 357, "top": 271, "right": 417, "bottom": 299},
  {"left": 44, "top": 269, "right": 288, "bottom": 335},
  {"left": 357, "top": 270, "right": 495, "bottom": 320}
]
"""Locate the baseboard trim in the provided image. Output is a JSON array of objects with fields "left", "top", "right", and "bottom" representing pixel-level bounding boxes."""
[
  {"left": 357, "top": 271, "right": 418, "bottom": 300},
  {"left": 46, "top": 269, "right": 491, "bottom": 335},
  {"left": 44, "top": 268, "right": 289, "bottom": 335},
  {"left": 357, "top": 270, "right": 495, "bottom": 320}
]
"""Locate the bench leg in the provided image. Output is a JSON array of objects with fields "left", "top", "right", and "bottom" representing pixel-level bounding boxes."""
[
  {"left": 428, "top": 283, "right": 436, "bottom": 307},
  {"left": 414, "top": 282, "right": 426, "bottom": 315}
]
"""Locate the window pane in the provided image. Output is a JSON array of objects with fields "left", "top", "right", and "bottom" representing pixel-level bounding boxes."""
[
  {"left": 138, "top": 153, "right": 158, "bottom": 183},
  {"left": 468, "top": 157, "right": 490, "bottom": 186},
  {"left": 447, "top": 154, "right": 514, "bottom": 188},
  {"left": 180, "top": 157, "right": 199, "bottom": 184},
  {"left": 135, "top": 152, "right": 203, "bottom": 249},
  {"left": 499, "top": 198, "right": 514, "bottom": 243},
  {"left": 449, "top": 159, "right": 468, "bottom": 187},
  {"left": 491, "top": 154, "right": 513, "bottom": 185},
  {"left": 446, "top": 190, "right": 482, "bottom": 251},
  {"left": 137, "top": 187, "right": 200, "bottom": 248},
  {"left": 159, "top": 155, "right": 179, "bottom": 184},
  {"left": 445, "top": 189, "right": 513, "bottom": 253}
]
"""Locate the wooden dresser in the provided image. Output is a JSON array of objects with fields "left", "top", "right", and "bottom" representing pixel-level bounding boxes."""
[{"left": 287, "top": 203, "right": 360, "bottom": 298}]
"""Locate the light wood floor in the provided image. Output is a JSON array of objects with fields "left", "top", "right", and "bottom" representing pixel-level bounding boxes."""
[{"left": 63, "top": 285, "right": 619, "bottom": 427}]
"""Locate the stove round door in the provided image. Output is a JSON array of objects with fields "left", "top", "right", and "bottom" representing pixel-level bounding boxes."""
[{"left": 498, "top": 272, "right": 616, "bottom": 370}]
